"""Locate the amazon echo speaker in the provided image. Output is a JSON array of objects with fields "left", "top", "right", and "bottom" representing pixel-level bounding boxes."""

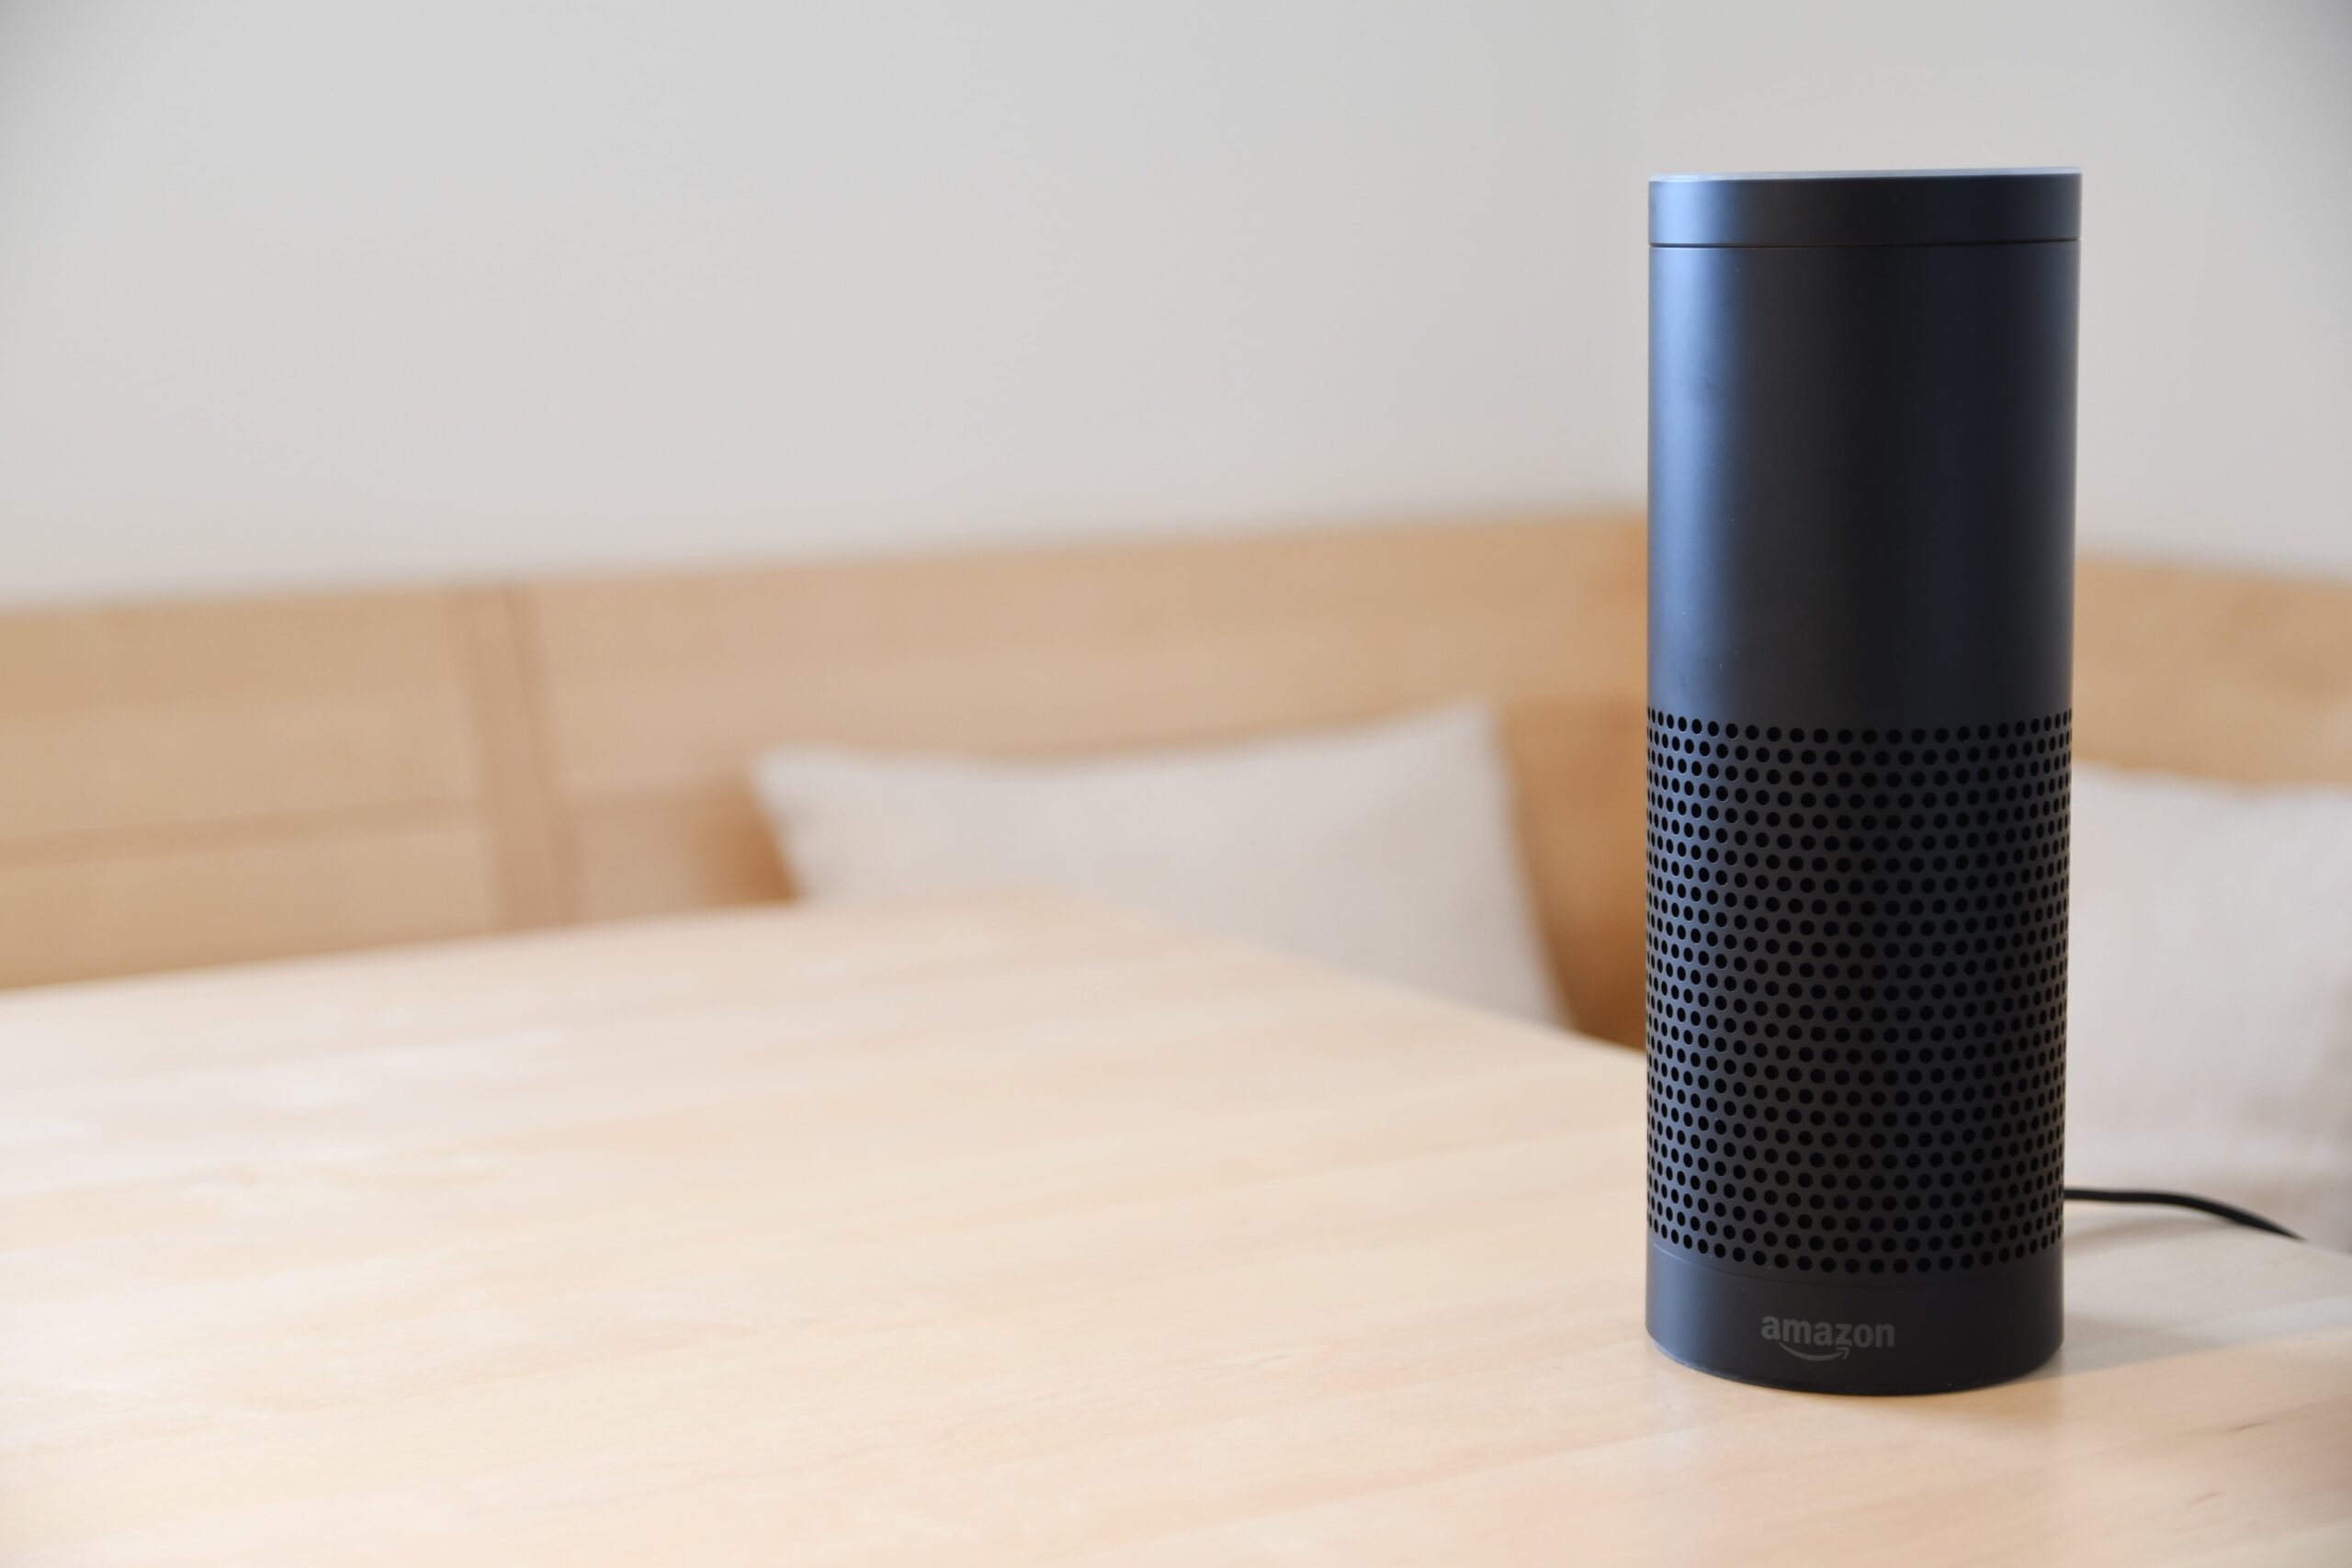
[{"left": 1644, "top": 169, "right": 2077, "bottom": 1393}]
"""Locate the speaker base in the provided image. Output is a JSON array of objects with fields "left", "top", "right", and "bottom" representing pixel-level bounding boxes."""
[{"left": 1645, "top": 1241, "right": 2062, "bottom": 1395}]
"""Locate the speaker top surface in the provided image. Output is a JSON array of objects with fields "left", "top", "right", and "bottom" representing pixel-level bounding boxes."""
[{"left": 1650, "top": 168, "right": 2081, "bottom": 248}]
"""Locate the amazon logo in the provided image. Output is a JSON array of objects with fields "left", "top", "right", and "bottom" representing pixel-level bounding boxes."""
[{"left": 1760, "top": 1316, "right": 1895, "bottom": 1360}]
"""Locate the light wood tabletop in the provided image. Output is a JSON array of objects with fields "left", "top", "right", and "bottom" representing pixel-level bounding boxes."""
[{"left": 5, "top": 894, "right": 2348, "bottom": 1565}]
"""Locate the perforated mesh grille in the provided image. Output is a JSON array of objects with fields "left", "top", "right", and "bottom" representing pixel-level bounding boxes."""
[{"left": 1645, "top": 709, "right": 2069, "bottom": 1280}]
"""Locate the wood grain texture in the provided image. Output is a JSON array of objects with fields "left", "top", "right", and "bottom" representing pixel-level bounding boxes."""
[
  {"left": 568, "top": 784, "right": 793, "bottom": 919},
  {"left": 2075, "top": 554, "right": 2352, "bottom": 784},
  {"left": 0, "top": 591, "right": 481, "bottom": 842},
  {"left": 0, "top": 590, "right": 513, "bottom": 984},
  {"left": 0, "top": 819, "right": 500, "bottom": 987},
  {"left": 3, "top": 895, "right": 2346, "bottom": 1565},
  {"left": 526, "top": 514, "right": 1647, "bottom": 794},
  {"left": 450, "top": 588, "right": 573, "bottom": 928}
]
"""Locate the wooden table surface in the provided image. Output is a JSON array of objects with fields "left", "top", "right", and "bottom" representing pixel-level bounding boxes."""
[{"left": 5, "top": 894, "right": 2348, "bottom": 1565}]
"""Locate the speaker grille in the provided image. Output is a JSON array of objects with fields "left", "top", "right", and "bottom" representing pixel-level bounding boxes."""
[{"left": 1644, "top": 710, "right": 2068, "bottom": 1280}]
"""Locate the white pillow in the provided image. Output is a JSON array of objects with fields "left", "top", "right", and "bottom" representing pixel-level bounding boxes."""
[
  {"left": 2070, "top": 762, "right": 2352, "bottom": 1249},
  {"left": 751, "top": 704, "right": 1562, "bottom": 1024}
]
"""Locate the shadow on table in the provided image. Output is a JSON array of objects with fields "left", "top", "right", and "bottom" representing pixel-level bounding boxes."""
[
  {"left": 2034, "top": 1314, "right": 2225, "bottom": 1378},
  {"left": 2030, "top": 1213, "right": 2327, "bottom": 1378}
]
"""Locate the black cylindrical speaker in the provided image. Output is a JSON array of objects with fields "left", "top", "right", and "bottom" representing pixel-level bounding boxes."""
[{"left": 1644, "top": 169, "right": 2078, "bottom": 1394}]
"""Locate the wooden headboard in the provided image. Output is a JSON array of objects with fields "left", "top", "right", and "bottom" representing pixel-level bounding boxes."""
[{"left": 6, "top": 512, "right": 2349, "bottom": 1045}]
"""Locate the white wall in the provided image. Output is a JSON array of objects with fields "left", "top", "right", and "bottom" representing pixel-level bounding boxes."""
[{"left": 0, "top": 1, "right": 2345, "bottom": 604}]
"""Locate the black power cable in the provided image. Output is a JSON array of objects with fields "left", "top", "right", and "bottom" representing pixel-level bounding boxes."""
[{"left": 2063, "top": 1186, "right": 2303, "bottom": 1242}]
